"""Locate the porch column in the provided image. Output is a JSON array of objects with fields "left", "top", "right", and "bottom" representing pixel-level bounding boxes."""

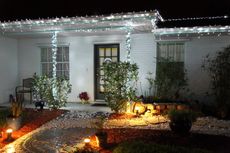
[
  {"left": 51, "top": 31, "right": 58, "bottom": 98},
  {"left": 125, "top": 28, "right": 132, "bottom": 63}
]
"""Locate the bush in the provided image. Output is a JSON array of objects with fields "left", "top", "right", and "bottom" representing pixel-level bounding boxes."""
[
  {"left": 33, "top": 74, "right": 72, "bottom": 109},
  {"left": 113, "top": 141, "right": 212, "bottom": 153},
  {"left": 155, "top": 57, "right": 188, "bottom": 99},
  {"left": 168, "top": 109, "right": 198, "bottom": 123},
  {"left": 167, "top": 109, "right": 198, "bottom": 134},
  {"left": 102, "top": 61, "right": 139, "bottom": 113},
  {"left": 202, "top": 45, "right": 230, "bottom": 118},
  {"left": 0, "top": 108, "right": 10, "bottom": 128}
]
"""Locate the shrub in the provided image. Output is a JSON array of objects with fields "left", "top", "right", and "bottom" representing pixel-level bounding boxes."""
[
  {"left": 33, "top": 74, "right": 72, "bottom": 109},
  {"left": 0, "top": 108, "right": 10, "bottom": 128},
  {"left": 202, "top": 45, "right": 230, "bottom": 118},
  {"left": 9, "top": 94, "right": 23, "bottom": 118},
  {"left": 113, "top": 141, "right": 212, "bottom": 153},
  {"left": 168, "top": 109, "right": 198, "bottom": 123},
  {"left": 155, "top": 57, "right": 188, "bottom": 99},
  {"left": 102, "top": 61, "right": 139, "bottom": 113},
  {"left": 167, "top": 109, "right": 198, "bottom": 134}
]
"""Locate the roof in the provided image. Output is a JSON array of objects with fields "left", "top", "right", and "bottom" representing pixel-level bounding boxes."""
[
  {"left": 0, "top": 10, "right": 229, "bottom": 38},
  {"left": 157, "top": 15, "right": 230, "bottom": 28},
  {"left": 0, "top": 10, "right": 161, "bottom": 37},
  {"left": 154, "top": 16, "right": 230, "bottom": 38}
]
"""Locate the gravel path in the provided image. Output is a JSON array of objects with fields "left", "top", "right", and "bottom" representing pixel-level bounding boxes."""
[{"left": 0, "top": 111, "right": 109, "bottom": 153}]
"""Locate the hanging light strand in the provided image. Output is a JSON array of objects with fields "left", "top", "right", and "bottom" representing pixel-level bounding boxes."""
[
  {"left": 164, "top": 15, "right": 229, "bottom": 22},
  {"left": 51, "top": 31, "right": 58, "bottom": 100},
  {"left": 125, "top": 28, "right": 132, "bottom": 63}
]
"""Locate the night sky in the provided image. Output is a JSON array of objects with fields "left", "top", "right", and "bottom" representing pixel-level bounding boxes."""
[{"left": 0, "top": 0, "right": 230, "bottom": 22}]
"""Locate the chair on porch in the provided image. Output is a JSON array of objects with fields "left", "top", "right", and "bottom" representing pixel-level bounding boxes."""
[{"left": 15, "top": 78, "right": 34, "bottom": 103}]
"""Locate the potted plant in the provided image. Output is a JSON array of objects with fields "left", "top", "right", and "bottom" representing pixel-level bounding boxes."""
[
  {"left": 168, "top": 109, "right": 197, "bottom": 134},
  {"left": 79, "top": 92, "right": 89, "bottom": 103},
  {"left": 7, "top": 94, "right": 24, "bottom": 131}
]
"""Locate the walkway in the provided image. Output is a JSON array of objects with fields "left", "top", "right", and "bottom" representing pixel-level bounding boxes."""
[
  {"left": 0, "top": 102, "right": 111, "bottom": 153},
  {"left": 0, "top": 101, "right": 111, "bottom": 112},
  {"left": 1, "top": 102, "right": 230, "bottom": 152}
]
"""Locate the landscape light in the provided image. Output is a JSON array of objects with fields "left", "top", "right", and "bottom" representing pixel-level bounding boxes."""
[{"left": 6, "top": 128, "right": 13, "bottom": 141}]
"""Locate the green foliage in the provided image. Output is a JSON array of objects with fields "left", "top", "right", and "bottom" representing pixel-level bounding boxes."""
[
  {"left": 33, "top": 74, "right": 72, "bottom": 109},
  {"left": 10, "top": 94, "right": 24, "bottom": 117},
  {"left": 155, "top": 57, "right": 188, "bottom": 99},
  {"left": 102, "top": 61, "right": 139, "bottom": 113},
  {"left": 0, "top": 108, "right": 10, "bottom": 128},
  {"left": 168, "top": 109, "right": 198, "bottom": 123},
  {"left": 113, "top": 141, "right": 212, "bottom": 153},
  {"left": 145, "top": 72, "right": 156, "bottom": 97},
  {"left": 202, "top": 45, "right": 230, "bottom": 118}
]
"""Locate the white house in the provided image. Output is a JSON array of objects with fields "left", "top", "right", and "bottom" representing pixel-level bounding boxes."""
[{"left": 0, "top": 10, "right": 229, "bottom": 103}]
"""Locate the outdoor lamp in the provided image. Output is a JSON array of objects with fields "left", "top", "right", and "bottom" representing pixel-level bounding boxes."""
[
  {"left": 84, "top": 138, "right": 91, "bottom": 146},
  {"left": 6, "top": 128, "right": 13, "bottom": 141},
  {"left": 135, "top": 106, "right": 140, "bottom": 116}
]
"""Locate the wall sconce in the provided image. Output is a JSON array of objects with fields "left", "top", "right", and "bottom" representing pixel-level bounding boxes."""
[{"left": 6, "top": 128, "right": 13, "bottom": 141}]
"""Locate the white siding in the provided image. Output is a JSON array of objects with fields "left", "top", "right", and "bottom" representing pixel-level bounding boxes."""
[
  {"left": 18, "top": 35, "right": 125, "bottom": 102},
  {"left": 0, "top": 36, "right": 18, "bottom": 103},
  {"left": 185, "top": 36, "right": 230, "bottom": 102},
  {"left": 131, "top": 33, "right": 156, "bottom": 95},
  {"left": 17, "top": 33, "right": 156, "bottom": 102},
  {"left": 16, "top": 33, "right": 230, "bottom": 103}
]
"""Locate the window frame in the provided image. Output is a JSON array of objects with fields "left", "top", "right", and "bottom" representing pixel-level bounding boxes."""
[{"left": 40, "top": 46, "right": 70, "bottom": 79}]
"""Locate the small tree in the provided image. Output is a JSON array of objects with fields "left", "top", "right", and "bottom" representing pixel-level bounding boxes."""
[
  {"left": 202, "top": 45, "right": 230, "bottom": 118},
  {"left": 33, "top": 74, "right": 72, "bottom": 109},
  {"left": 102, "top": 61, "right": 139, "bottom": 113},
  {"left": 155, "top": 57, "right": 188, "bottom": 99}
]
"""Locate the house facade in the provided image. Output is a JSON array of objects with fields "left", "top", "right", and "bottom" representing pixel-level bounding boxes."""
[{"left": 0, "top": 11, "right": 229, "bottom": 103}]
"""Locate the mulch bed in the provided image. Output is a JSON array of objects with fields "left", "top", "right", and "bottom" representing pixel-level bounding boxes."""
[
  {"left": 102, "top": 128, "right": 230, "bottom": 153},
  {"left": 0, "top": 108, "right": 67, "bottom": 148}
]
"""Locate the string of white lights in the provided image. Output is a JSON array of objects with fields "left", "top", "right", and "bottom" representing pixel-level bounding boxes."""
[
  {"left": 164, "top": 15, "right": 229, "bottom": 22},
  {"left": 0, "top": 11, "right": 159, "bottom": 31},
  {"left": 51, "top": 31, "right": 58, "bottom": 100},
  {"left": 153, "top": 26, "right": 230, "bottom": 35},
  {"left": 125, "top": 28, "right": 132, "bottom": 63}
]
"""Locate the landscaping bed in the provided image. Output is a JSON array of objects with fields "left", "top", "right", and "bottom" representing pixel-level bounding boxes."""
[
  {"left": 71, "top": 128, "right": 230, "bottom": 153},
  {"left": 0, "top": 108, "right": 67, "bottom": 148},
  {"left": 103, "top": 128, "right": 230, "bottom": 153}
]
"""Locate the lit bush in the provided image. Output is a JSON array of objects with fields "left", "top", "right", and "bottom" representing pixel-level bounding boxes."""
[
  {"left": 102, "top": 61, "right": 139, "bottom": 113},
  {"left": 33, "top": 74, "right": 72, "bottom": 109}
]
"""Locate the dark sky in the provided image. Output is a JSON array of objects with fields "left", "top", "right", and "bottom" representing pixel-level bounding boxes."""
[{"left": 0, "top": 0, "right": 230, "bottom": 22}]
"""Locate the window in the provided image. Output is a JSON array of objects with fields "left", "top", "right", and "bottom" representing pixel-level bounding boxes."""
[
  {"left": 156, "top": 42, "right": 186, "bottom": 97},
  {"left": 41, "top": 46, "right": 69, "bottom": 79},
  {"left": 157, "top": 42, "right": 184, "bottom": 71},
  {"left": 157, "top": 42, "right": 184, "bottom": 62}
]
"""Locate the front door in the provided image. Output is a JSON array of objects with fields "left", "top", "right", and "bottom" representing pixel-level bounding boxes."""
[{"left": 94, "top": 44, "right": 119, "bottom": 100}]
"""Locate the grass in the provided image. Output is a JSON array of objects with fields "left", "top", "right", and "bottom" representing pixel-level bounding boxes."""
[{"left": 113, "top": 141, "right": 212, "bottom": 153}]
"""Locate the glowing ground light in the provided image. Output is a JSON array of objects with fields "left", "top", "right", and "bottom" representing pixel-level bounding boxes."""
[
  {"left": 6, "top": 144, "right": 15, "bottom": 153},
  {"left": 6, "top": 128, "right": 13, "bottom": 133},
  {"left": 6, "top": 128, "right": 13, "bottom": 141},
  {"left": 135, "top": 106, "right": 140, "bottom": 115},
  {"left": 84, "top": 138, "right": 91, "bottom": 143}
]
